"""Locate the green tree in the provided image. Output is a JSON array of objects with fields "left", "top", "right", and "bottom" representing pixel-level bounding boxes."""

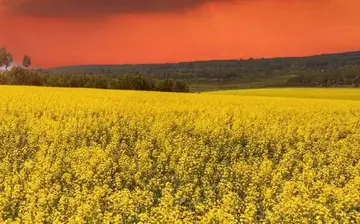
[
  {"left": 0, "top": 48, "right": 13, "bottom": 69},
  {"left": 22, "top": 55, "right": 32, "bottom": 68},
  {"left": 9, "top": 66, "right": 28, "bottom": 85}
]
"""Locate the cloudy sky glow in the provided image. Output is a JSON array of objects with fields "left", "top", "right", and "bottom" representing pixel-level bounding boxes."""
[{"left": 1, "top": 0, "right": 359, "bottom": 68}]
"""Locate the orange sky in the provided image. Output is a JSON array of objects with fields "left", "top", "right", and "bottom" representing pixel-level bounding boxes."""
[{"left": 1, "top": 0, "right": 360, "bottom": 68}]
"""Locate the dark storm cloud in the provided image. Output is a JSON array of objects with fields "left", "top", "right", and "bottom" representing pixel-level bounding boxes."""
[{"left": 2, "top": 0, "right": 236, "bottom": 17}]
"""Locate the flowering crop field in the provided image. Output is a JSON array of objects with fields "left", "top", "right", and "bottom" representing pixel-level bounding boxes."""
[
  {"left": 209, "top": 88, "right": 360, "bottom": 101},
  {"left": 1, "top": 86, "right": 360, "bottom": 223}
]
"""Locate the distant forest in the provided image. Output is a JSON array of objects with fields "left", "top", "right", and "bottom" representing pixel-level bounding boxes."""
[
  {"left": 49, "top": 51, "right": 360, "bottom": 91},
  {"left": 2, "top": 48, "right": 360, "bottom": 92}
]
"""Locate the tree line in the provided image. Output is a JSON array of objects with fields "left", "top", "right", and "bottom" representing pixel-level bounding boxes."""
[{"left": 0, "top": 48, "right": 189, "bottom": 92}]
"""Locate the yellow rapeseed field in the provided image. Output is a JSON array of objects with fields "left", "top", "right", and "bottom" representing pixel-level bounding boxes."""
[
  {"left": 1, "top": 86, "right": 360, "bottom": 223},
  {"left": 209, "top": 88, "right": 360, "bottom": 101}
]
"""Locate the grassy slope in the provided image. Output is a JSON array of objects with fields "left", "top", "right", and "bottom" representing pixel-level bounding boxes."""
[
  {"left": 189, "top": 75, "right": 294, "bottom": 92},
  {"left": 207, "top": 88, "right": 360, "bottom": 101}
]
